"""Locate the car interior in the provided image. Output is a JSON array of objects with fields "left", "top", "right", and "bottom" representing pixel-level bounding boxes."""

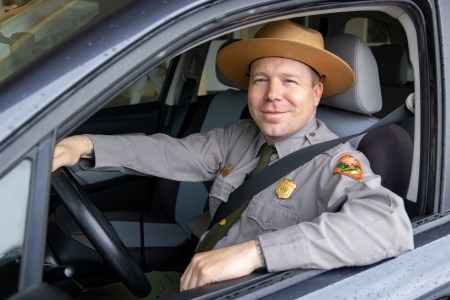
[{"left": 43, "top": 4, "right": 421, "bottom": 298}]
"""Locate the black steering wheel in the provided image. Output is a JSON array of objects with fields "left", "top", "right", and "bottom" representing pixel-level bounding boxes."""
[{"left": 51, "top": 167, "right": 151, "bottom": 298}]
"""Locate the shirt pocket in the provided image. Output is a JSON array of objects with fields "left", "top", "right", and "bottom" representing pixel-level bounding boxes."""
[{"left": 247, "top": 198, "right": 299, "bottom": 231}]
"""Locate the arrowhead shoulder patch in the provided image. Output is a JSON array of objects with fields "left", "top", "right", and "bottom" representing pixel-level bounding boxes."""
[{"left": 334, "top": 155, "right": 363, "bottom": 180}]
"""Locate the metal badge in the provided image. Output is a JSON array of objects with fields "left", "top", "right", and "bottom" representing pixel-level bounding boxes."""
[{"left": 276, "top": 178, "right": 297, "bottom": 199}]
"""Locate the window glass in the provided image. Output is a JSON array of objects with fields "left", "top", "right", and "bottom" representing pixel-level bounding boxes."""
[
  {"left": 105, "top": 60, "right": 170, "bottom": 107},
  {"left": 0, "top": 0, "right": 132, "bottom": 85},
  {"left": 295, "top": 16, "right": 322, "bottom": 32},
  {"left": 344, "top": 18, "right": 390, "bottom": 46},
  {"left": 0, "top": 160, "right": 31, "bottom": 295},
  {"left": 199, "top": 39, "right": 231, "bottom": 95},
  {"left": 199, "top": 27, "right": 262, "bottom": 95}
]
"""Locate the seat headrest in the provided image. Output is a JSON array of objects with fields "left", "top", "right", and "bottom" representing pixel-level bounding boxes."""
[
  {"left": 321, "top": 34, "right": 382, "bottom": 115},
  {"left": 372, "top": 44, "right": 408, "bottom": 85}
]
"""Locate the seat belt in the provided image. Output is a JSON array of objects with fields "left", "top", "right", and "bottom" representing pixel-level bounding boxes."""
[
  {"left": 209, "top": 104, "right": 413, "bottom": 228},
  {"left": 169, "top": 54, "right": 203, "bottom": 137}
]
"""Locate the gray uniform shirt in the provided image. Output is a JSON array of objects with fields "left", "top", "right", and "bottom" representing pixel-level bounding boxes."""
[{"left": 85, "top": 118, "right": 413, "bottom": 271}]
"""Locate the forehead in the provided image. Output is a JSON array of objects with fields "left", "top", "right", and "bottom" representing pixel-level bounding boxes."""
[{"left": 250, "top": 57, "right": 313, "bottom": 75}]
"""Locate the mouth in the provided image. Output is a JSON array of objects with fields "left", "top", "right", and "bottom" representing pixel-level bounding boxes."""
[
  {"left": 262, "top": 109, "right": 286, "bottom": 114},
  {"left": 259, "top": 111, "right": 286, "bottom": 124}
]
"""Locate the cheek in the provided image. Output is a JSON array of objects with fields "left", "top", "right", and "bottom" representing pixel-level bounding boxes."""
[
  {"left": 289, "top": 97, "right": 316, "bottom": 123},
  {"left": 247, "top": 91, "right": 262, "bottom": 113}
]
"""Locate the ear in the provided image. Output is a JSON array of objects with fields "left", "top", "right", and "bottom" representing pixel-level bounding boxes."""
[{"left": 313, "top": 82, "right": 323, "bottom": 107}]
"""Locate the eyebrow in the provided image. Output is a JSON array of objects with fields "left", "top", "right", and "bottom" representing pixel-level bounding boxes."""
[{"left": 250, "top": 71, "right": 304, "bottom": 79}]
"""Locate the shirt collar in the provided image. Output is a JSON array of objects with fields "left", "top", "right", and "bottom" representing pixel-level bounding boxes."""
[
  {"left": 255, "top": 117, "right": 338, "bottom": 159},
  {"left": 273, "top": 118, "right": 318, "bottom": 158}
]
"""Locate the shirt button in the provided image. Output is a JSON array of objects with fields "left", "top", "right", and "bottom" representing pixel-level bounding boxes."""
[
  {"left": 264, "top": 221, "right": 269, "bottom": 227},
  {"left": 309, "top": 132, "right": 316, "bottom": 137}
]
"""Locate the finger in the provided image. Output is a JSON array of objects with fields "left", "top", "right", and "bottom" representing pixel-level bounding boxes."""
[
  {"left": 52, "top": 147, "right": 78, "bottom": 171},
  {"left": 180, "top": 264, "right": 188, "bottom": 291},
  {"left": 183, "top": 253, "right": 211, "bottom": 291},
  {"left": 52, "top": 153, "right": 65, "bottom": 172},
  {"left": 180, "top": 263, "right": 194, "bottom": 291}
]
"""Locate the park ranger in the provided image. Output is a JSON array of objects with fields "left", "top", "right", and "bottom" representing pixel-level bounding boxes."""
[{"left": 53, "top": 20, "right": 414, "bottom": 298}]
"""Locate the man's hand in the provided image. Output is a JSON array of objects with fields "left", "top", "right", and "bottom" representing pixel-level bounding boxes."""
[
  {"left": 52, "top": 135, "right": 94, "bottom": 171},
  {"left": 180, "top": 240, "right": 263, "bottom": 291}
]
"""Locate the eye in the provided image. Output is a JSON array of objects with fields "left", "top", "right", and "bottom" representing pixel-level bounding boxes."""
[
  {"left": 284, "top": 78, "right": 299, "bottom": 85},
  {"left": 252, "top": 77, "right": 268, "bottom": 84}
]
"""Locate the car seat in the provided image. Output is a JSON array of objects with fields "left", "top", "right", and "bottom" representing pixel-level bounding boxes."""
[{"left": 320, "top": 34, "right": 413, "bottom": 203}]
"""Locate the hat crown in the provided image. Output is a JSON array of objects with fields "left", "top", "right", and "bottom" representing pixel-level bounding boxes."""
[{"left": 254, "top": 20, "right": 324, "bottom": 49}]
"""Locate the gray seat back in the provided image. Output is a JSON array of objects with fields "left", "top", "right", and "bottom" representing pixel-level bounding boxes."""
[
  {"left": 319, "top": 33, "right": 382, "bottom": 147},
  {"left": 175, "top": 89, "right": 247, "bottom": 234}
]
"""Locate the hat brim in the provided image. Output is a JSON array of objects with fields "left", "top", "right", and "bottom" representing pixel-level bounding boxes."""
[{"left": 216, "top": 38, "right": 355, "bottom": 97}]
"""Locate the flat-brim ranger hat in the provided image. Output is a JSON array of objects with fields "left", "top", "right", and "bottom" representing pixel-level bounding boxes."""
[{"left": 216, "top": 20, "right": 355, "bottom": 97}]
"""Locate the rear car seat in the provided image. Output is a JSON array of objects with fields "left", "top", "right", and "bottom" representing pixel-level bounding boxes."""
[{"left": 371, "top": 44, "right": 414, "bottom": 119}]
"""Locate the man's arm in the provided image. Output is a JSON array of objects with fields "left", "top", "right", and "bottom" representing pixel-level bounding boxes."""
[
  {"left": 52, "top": 135, "right": 94, "bottom": 171},
  {"left": 259, "top": 187, "right": 414, "bottom": 271},
  {"left": 258, "top": 150, "right": 414, "bottom": 271}
]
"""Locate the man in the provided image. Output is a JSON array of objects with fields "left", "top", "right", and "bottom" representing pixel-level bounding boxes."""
[{"left": 53, "top": 20, "right": 414, "bottom": 297}]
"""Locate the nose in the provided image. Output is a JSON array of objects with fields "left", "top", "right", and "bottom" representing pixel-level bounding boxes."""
[{"left": 264, "top": 80, "right": 281, "bottom": 101}]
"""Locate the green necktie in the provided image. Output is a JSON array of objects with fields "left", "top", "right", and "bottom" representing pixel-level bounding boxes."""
[
  {"left": 249, "top": 143, "right": 276, "bottom": 177},
  {"left": 196, "top": 143, "right": 276, "bottom": 253}
]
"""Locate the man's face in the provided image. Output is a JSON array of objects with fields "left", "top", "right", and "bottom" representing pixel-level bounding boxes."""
[{"left": 248, "top": 57, "right": 323, "bottom": 142}]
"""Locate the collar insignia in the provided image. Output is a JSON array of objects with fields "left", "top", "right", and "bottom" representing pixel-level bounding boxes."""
[
  {"left": 220, "top": 163, "right": 234, "bottom": 177},
  {"left": 334, "top": 155, "right": 363, "bottom": 180}
]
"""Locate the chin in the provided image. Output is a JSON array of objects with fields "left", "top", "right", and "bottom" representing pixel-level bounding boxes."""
[{"left": 260, "top": 128, "right": 287, "bottom": 142}]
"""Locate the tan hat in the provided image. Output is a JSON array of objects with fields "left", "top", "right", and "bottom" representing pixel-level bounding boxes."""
[{"left": 216, "top": 20, "right": 355, "bottom": 97}]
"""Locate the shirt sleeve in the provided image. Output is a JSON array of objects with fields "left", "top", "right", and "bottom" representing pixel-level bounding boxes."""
[
  {"left": 81, "top": 126, "right": 234, "bottom": 182},
  {"left": 258, "top": 151, "right": 414, "bottom": 271}
]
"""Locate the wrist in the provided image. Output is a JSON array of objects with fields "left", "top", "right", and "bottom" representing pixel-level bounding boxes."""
[
  {"left": 255, "top": 238, "right": 266, "bottom": 268},
  {"left": 80, "top": 135, "right": 94, "bottom": 159}
]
